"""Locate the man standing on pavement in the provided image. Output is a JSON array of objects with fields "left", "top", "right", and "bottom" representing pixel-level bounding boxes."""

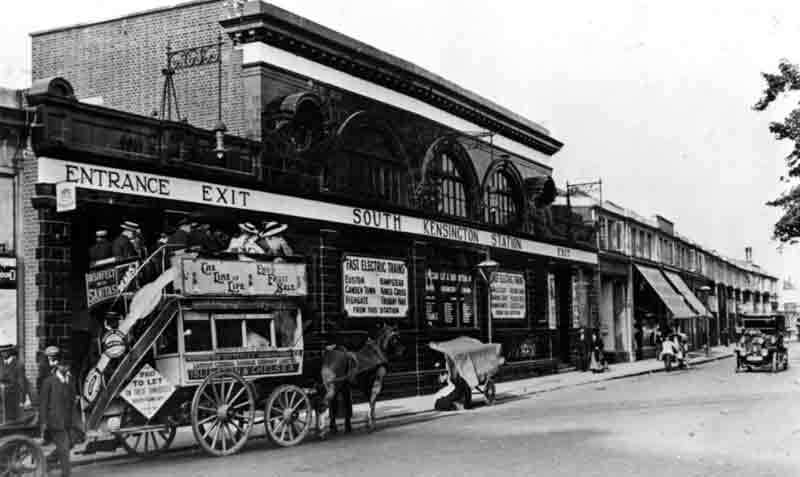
[{"left": 39, "top": 348, "right": 76, "bottom": 477}]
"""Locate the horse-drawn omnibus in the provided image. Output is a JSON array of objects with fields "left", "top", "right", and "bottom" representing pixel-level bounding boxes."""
[{"left": 1, "top": 247, "right": 320, "bottom": 475}]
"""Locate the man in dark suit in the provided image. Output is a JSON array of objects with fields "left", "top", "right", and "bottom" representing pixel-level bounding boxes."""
[
  {"left": 39, "top": 350, "right": 76, "bottom": 477},
  {"left": 88, "top": 229, "right": 113, "bottom": 264},
  {"left": 167, "top": 218, "right": 193, "bottom": 249},
  {"left": 111, "top": 221, "right": 138, "bottom": 260},
  {"left": 0, "top": 345, "right": 31, "bottom": 421}
]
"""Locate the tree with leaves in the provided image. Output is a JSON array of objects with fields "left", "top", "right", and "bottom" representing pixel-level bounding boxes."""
[{"left": 754, "top": 60, "right": 800, "bottom": 243}]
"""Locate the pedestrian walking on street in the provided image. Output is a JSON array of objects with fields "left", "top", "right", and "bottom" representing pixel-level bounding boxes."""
[
  {"left": 589, "top": 330, "right": 608, "bottom": 373},
  {"left": 576, "top": 328, "right": 590, "bottom": 371},
  {"left": 39, "top": 349, "right": 77, "bottom": 477}
]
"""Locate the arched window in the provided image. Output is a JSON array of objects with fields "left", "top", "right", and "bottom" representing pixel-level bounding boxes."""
[
  {"left": 485, "top": 170, "right": 518, "bottom": 225},
  {"left": 420, "top": 137, "right": 478, "bottom": 219},
  {"left": 334, "top": 112, "right": 409, "bottom": 205},
  {"left": 437, "top": 152, "right": 468, "bottom": 218}
]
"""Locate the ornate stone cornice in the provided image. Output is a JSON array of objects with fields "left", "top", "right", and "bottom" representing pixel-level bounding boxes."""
[{"left": 221, "top": 3, "right": 563, "bottom": 157}]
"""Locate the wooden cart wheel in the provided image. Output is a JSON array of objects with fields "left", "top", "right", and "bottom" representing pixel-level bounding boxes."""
[
  {"left": 0, "top": 435, "right": 46, "bottom": 477},
  {"left": 265, "top": 384, "right": 312, "bottom": 448},
  {"left": 118, "top": 426, "right": 176, "bottom": 457},
  {"left": 191, "top": 370, "right": 255, "bottom": 457},
  {"left": 484, "top": 380, "right": 497, "bottom": 406}
]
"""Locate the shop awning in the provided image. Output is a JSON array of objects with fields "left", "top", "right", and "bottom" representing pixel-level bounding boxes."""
[
  {"left": 635, "top": 265, "right": 696, "bottom": 319},
  {"left": 664, "top": 272, "right": 712, "bottom": 317}
]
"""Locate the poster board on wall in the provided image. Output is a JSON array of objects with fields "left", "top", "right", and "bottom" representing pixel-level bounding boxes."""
[
  {"left": 343, "top": 255, "right": 409, "bottom": 318},
  {"left": 0, "top": 257, "right": 16, "bottom": 346}
]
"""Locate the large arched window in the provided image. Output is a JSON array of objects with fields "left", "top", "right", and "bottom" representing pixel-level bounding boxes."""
[
  {"left": 420, "top": 137, "right": 479, "bottom": 219},
  {"left": 483, "top": 163, "right": 523, "bottom": 226},
  {"left": 438, "top": 152, "right": 468, "bottom": 218},
  {"left": 333, "top": 112, "right": 409, "bottom": 205}
]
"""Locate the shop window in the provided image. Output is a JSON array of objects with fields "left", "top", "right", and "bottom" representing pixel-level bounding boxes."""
[
  {"left": 485, "top": 170, "right": 519, "bottom": 226},
  {"left": 437, "top": 153, "right": 468, "bottom": 218},
  {"left": 598, "top": 217, "right": 608, "bottom": 249},
  {"left": 184, "top": 320, "right": 212, "bottom": 352},
  {"left": 425, "top": 267, "right": 476, "bottom": 328}
]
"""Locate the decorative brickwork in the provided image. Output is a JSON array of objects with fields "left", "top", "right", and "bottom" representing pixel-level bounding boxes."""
[{"left": 31, "top": 1, "right": 246, "bottom": 137}]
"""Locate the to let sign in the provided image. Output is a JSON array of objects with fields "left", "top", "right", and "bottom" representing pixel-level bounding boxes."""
[
  {"left": 343, "top": 256, "right": 409, "bottom": 318},
  {"left": 178, "top": 259, "right": 307, "bottom": 297},
  {"left": 121, "top": 364, "right": 175, "bottom": 420},
  {"left": 490, "top": 272, "right": 526, "bottom": 320}
]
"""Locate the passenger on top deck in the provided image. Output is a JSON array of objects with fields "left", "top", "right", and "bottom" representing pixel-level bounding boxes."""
[
  {"left": 227, "top": 222, "right": 264, "bottom": 254},
  {"left": 257, "top": 222, "right": 294, "bottom": 260}
]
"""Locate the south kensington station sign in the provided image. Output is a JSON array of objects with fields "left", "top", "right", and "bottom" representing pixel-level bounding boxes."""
[{"left": 38, "top": 158, "right": 597, "bottom": 265}]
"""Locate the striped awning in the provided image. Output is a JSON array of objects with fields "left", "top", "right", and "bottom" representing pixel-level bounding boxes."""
[
  {"left": 635, "top": 265, "right": 697, "bottom": 319},
  {"left": 664, "top": 272, "right": 713, "bottom": 317}
]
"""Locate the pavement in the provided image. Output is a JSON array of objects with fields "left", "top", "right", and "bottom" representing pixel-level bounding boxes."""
[{"left": 67, "top": 344, "right": 734, "bottom": 468}]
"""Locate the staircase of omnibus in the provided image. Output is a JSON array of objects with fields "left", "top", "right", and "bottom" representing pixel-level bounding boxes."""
[{"left": 85, "top": 246, "right": 183, "bottom": 431}]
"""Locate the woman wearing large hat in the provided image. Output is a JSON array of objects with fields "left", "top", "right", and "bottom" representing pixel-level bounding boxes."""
[
  {"left": 227, "top": 222, "right": 264, "bottom": 254},
  {"left": 257, "top": 221, "right": 294, "bottom": 259}
]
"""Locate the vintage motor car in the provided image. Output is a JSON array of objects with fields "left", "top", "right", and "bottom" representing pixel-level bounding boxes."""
[{"left": 734, "top": 315, "right": 789, "bottom": 373}]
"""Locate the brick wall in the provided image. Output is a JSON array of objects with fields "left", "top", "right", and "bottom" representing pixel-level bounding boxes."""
[
  {"left": 20, "top": 150, "right": 39, "bottom": 387},
  {"left": 31, "top": 0, "right": 246, "bottom": 137}
]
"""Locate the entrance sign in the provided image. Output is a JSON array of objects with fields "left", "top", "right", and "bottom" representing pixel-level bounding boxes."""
[
  {"left": 343, "top": 255, "right": 409, "bottom": 318},
  {"left": 56, "top": 181, "right": 76, "bottom": 212},
  {"left": 120, "top": 364, "right": 175, "bottom": 420},
  {"left": 37, "top": 158, "right": 597, "bottom": 265},
  {"left": 177, "top": 258, "right": 307, "bottom": 296},
  {"left": 490, "top": 272, "right": 526, "bottom": 320},
  {"left": 85, "top": 260, "right": 140, "bottom": 308}
]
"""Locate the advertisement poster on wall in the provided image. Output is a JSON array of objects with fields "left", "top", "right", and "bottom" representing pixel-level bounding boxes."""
[
  {"left": 425, "top": 268, "right": 474, "bottom": 327},
  {"left": 0, "top": 257, "right": 16, "bottom": 346},
  {"left": 547, "top": 273, "right": 557, "bottom": 330},
  {"left": 490, "top": 271, "right": 526, "bottom": 320},
  {"left": 343, "top": 255, "right": 409, "bottom": 318}
]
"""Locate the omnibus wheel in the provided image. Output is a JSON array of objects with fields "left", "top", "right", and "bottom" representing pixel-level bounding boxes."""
[
  {"left": 118, "top": 425, "right": 176, "bottom": 457},
  {"left": 0, "top": 434, "right": 46, "bottom": 477},
  {"left": 265, "top": 384, "right": 312, "bottom": 447},
  {"left": 191, "top": 370, "right": 255, "bottom": 457}
]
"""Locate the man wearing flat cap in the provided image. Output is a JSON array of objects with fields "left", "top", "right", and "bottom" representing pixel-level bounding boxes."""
[
  {"left": 112, "top": 221, "right": 138, "bottom": 260},
  {"left": 88, "top": 229, "right": 113, "bottom": 263}
]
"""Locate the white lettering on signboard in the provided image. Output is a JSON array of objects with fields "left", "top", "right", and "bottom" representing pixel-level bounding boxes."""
[
  {"left": 121, "top": 364, "right": 175, "bottom": 420},
  {"left": 342, "top": 256, "right": 409, "bottom": 318},
  {"left": 490, "top": 271, "right": 526, "bottom": 320}
]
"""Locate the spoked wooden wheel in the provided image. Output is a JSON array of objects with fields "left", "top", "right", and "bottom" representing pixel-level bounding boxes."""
[
  {"left": 265, "top": 384, "right": 312, "bottom": 447},
  {"left": 0, "top": 435, "right": 46, "bottom": 477},
  {"left": 191, "top": 371, "right": 255, "bottom": 457},
  {"left": 118, "top": 426, "right": 176, "bottom": 457}
]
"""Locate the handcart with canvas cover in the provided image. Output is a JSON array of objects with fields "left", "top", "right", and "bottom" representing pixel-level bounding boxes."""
[{"left": 429, "top": 337, "right": 504, "bottom": 405}]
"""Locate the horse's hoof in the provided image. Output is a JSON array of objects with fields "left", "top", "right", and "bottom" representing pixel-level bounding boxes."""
[
  {"left": 329, "top": 426, "right": 339, "bottom": 435},
  {"left": 345, "top": 425, "right": 352, "bottom": 434}
]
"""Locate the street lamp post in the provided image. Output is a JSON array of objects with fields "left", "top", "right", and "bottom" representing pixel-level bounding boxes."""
[
  {"left": 477, "top": 257, "right": 499, "bottom": 343},
  {"left": 699, "top": 285, "right": 712, "bottom": 357}
]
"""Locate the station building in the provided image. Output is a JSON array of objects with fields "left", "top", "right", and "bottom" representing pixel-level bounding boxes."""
[{"left": 18, "top": 1, "right": 599, "bottom": 395}]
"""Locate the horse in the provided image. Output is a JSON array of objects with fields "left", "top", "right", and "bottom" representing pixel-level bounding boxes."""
[{"left": 317, "top": 324, "right": 405, "bottom": 437}]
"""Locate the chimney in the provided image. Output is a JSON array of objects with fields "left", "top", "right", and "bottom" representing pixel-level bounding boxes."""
[{"left": 745, "top": 247, "right": 752, "bottom": 263}]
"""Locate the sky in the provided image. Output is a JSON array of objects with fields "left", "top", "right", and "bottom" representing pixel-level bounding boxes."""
[{"left": 2, "top": 0, "right": 800, "bottom": 286}]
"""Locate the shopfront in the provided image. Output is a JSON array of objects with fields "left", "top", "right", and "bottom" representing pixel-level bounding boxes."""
[{"left": 33, "top": 156, "right": 597, "bottom": 396}]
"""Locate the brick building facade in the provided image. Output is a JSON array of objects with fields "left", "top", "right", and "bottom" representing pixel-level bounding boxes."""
[{"left": 23, "top": 1, "right": 600, "bottom": 398}]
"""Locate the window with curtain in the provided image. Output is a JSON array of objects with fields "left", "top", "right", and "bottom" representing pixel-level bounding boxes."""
[{"left": 485, "top": 170, "right": 518, "bottom": 226}]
